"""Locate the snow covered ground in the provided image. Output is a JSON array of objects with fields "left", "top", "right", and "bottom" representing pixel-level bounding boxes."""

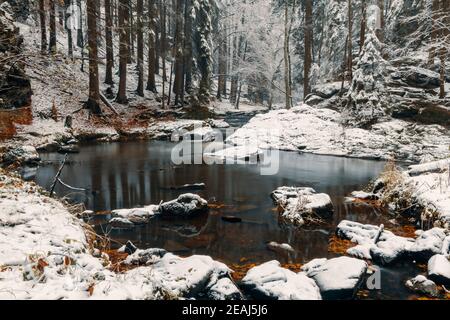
[{"left": 0, "top": 169, "right": 239, "bottom": 300}]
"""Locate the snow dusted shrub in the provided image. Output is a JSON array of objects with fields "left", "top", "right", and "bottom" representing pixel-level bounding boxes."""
[{"left": 376, "top": 159, "right": 438, "bottom": 227}]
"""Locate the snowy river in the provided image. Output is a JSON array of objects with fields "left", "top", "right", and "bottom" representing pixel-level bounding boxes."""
[{"left": 31, "top": 141, "right": 421, "bottom": 299}]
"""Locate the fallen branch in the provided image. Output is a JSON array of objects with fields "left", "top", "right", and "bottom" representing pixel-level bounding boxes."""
[
  {"left": 374, "top": 224, "right": 385, "bottom": 244},
  {"left": 57, "top": 178, "right": 86, "bottom": 192},
  {"left": 100, "top": 93, "right": 120, "bottom": 116},
  {"left": 49, "top": 154, "right": 68, "bottom": 197}
]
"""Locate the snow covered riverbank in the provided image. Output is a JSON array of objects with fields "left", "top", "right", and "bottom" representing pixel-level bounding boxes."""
[
  {"left": 226, "top": 104, "right": 450, "bottom": 163},
  {"left": 0, "top": 169, "right": 241, "bottom": 300}
]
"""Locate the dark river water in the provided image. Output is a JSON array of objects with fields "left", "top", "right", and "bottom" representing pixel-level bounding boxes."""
[{"left": 31, "top": 141, "right": 422, "bottom": 300}]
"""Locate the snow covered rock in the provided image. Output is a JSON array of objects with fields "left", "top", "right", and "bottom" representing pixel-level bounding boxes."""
[
  {"left": 111, "top": 205, "right": 159, "bottom": 224},
  {"left": 271, "top": 187, "right": 333, "bottom": 226},
  {"left": 123, "top": 248, "right": 167, "bottom": 266},
  {"left": 205, "top": 277, "right": 243, "bottom": 300},
  {"left": 405, "top": 275, "right": 439, "bottom": 297},
  {"left": 347, "top": 191, "right": 380, "bottom": 201},
  {"left": 158, "top": 194, "right": 208, "bottom": 217},
  {"left": 301, "top": 256, "right": 368, "bottom": 300},
  {"left": 149, "top": 253, "right": 232, "bottom": 298},
  {"left": 400, "top": 66, "right": 440, "bottom": 89},
  {"left": 336, "top": 220, "right": 415, "bottom": 264},
  {"left": 241, "top": 261, "right": 322, "bottom": 300},
  {"left": 109, "top": 217, "right": 135, "bottom": 229},
  {"left": 427, "top": 254, "right": 450, "bottom": 286},
  {"left": 183, "top": 126, "right": 219, "bottom": 142},
  {"left": 204, "top": 145, "right": 263, "bottom": 163},
  {"left": 408, "top": 228, "right": 447, "bottom": 261},
  {"left": 206, "top": 119, "right": 231, "bottom": 129},
  {"left": 2, "top": 145, "right": 40, "bottom": 165}
]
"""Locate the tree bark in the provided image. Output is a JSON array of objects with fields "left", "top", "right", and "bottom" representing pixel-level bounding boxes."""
[
  {"left": 105, "top": 0, "right": 115, "bottom": 85},
  {"left": 39, "top": 0, "right": 47, "bottom": 54},
  {"left": 146, "top": 0, "right": 157, "bottom": 92},
  {"left": 86, "top": 0, "right": 101, "bottom": 114},
  {"left": 116, "top": 0, "right": 129, "bottom": 104},
  {"left": 347, "top": 0, "right": 353, "bottom": 81},
  {"left": 304, "top": 0, "right": 313, "bottom": 100},
  {"left": 360, "top": 0, "right": 367, "bottom": 54},
  {"left": 49, "top": 0, "right": 57, "bottom": 53},
  {"left": 136, "top": 0, "right": 145, "bottom": 96},
  {"left": 429, "top": 0, "right": 440, "bottom": 66},
  {"left": 283, "top": 2, "right": 292, "bottom": 109},
  {"left": 173, "top": 0, "right": 184, "bottom": 105}
]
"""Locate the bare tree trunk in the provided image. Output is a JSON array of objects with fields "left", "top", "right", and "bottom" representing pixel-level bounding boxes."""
[
  {"left": 304, "top": 0, "right": 313, "bottom": 100},
  {"left": 86, "top": 0, "right": 101, "bottom": 114},
  {"left": 116, "top": 0, "right": 129, "bottom": 104},
  {"left": 183, "top": 0, "right": 192, "bottom": 94},
  {"left": 129, "top": 0, "right": 135, "bottom": 62},
  {"left": 39, "top": 0, "right": 47, "bottom": 54},
  {"left": 105, "top": 0, "right": 114, "bottom": 85},
  {"left": 439, "top": 0, "right": 449, "bottom": 98},
  {"left": 146, "top": 0, "right": 157, "bottom": 92},
  {"left": 173, "top": 0, "right": 184, "bottom": 105},
  {"left": 49, "top": 0, "right": 57, "bottom": 53},
  {"left": 65, "top": 0, "right": 73, "bottom": 58},
  {"left": 360, "top": 0, "right": 367, "bottom": 54},
  {"left": 136, "top": 0, "right": 145, "bottom": 96},
  {"left": 429, "top": 0, "right": 440, "bottom": 66},
  {"left": 347, "top": 0, "right": 353, "bottom": 81},
  {"left": 283, "top": 2, "right": 292, "bottom": 109},
  {"left": 377, "top": 0, "right": 385, "bottom": 42}
]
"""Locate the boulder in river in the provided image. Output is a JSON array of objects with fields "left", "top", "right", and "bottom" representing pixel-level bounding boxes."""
[
  {"left": 427, "top": 254, "right": 450, "bottom": 286},
  {"left": 109, "top": 217, "right": 135, "bottom": 229},
  {"left": 301, "top": 256, "right": 368, "bottom": 300},
  {"left": 205, "top": 277, "right": 243, "bottom": 300},
  {"left": 408, "top": 228, "right": 447, "bottom": 262},
  {"left": 241, "top": 260, "right": 322, "bottom": 300},
  {"left": 271, "top": 187, "right": 334, "bottom": 226},
  {"left": 2, "top": 145, "right": 40, "bottom": 165},
  {"left": 158, "top": 194, "right": 208, "bottom": 217},
  {"left": 148, "top": 253, "right": 233, "bottom": 299},
  {"left": 405, "top": 275, "right": 439, "bottom": 297},
  {"left": 111, "top": 205, "right": 159, "bottom": 224},
  {"left": 336, "top": 220, "right": 415, "bottom": 264}
]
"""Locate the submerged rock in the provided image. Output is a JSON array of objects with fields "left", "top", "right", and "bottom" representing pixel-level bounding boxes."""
[
  {"left": 271, "top": 187, "right": 334, "bottom": 226},
  {"left": 301, "top": 256, "right": 368, "bottom": 300},
  {"left": 428, "top": 254, "right": 450, "bottom": 286},
  {"left": 266, "top": 242, "right": 295, "bottom": 254},
  {"left": 241, "top": 260, "right": 322, "bottom": 300},
  {"left": 158, "top": 194, "right": 208, "bottom": 217},
  {"left": 405, "top": 275, "right": 439, "bottom": 297}
]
